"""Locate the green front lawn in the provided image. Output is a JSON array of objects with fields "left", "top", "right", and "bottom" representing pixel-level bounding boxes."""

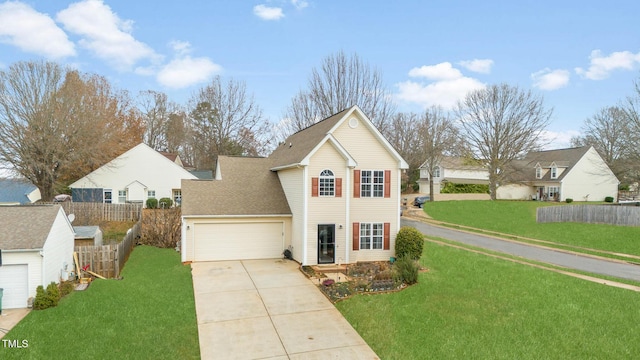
[
  {"left": 337, "top": 242, "right": 640, "bottom": 359},
  {"left": 2, "top": 246, "right": 199, "bottom": 359},
  {"left": 423, "top": 200, "right": 640, "bottom": 256}
]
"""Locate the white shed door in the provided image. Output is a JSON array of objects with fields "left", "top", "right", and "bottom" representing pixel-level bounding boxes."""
[
  {"left": 193, "top": 222, "right": 284, "bottom": 261},
  {"left": 0, "top": 264, "right": 29, "bottom": 309}
]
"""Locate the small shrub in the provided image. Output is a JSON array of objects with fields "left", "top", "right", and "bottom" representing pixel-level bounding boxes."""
[
  {"left": 146, "top": 198, "right": 158, "bottom": 209},
  {"left": 59, "top": 281, "right": 75, "bottom": 297},
  {"left": 158, "top": 197, "right": 173, "bottom": 208},
  {"left": 565, "top": 198, "right": 573, "bottom": 203},
  {"left": 395, "top": 227, "right": 424, "bottom": 260},
  {"left": 33, "top": 285, "right": 50, "bottom": 310},
  {"left": 393, "top": 256, "right": 419, "bottom": 285},
  {"left": 46, "top": 282, "right": 60, "bottom": 307},
  {"left": 605, "top": 196, "right": 614, "bottom": 203}
]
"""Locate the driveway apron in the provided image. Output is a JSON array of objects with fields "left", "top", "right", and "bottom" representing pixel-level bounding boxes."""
[{"left": 191, "top": 259, "right": 379, "bottom": 360}]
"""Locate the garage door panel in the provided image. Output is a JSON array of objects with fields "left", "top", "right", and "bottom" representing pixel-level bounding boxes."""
[
  {"left": 194, "top": 222, "right": 283, "bottom": 261},
  {"left": 0, "top": 264, "right": 29, "bottom": 309}
]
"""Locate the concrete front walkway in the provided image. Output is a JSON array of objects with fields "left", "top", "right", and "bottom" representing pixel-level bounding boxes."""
[{"left": 191, "top": 259, "right": 379, "bottom": 360}]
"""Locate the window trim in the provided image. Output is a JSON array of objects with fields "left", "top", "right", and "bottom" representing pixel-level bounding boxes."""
[
  {"left": 360, "top": 170, "right": 385, "bottom": 198},
  {"left": 147, "top": 190, "right": 156, "bottom": 199},
  {"left": 535, "top": 166, "right": 542, "bottom": 179},
  {"left": 433, "top": 166, "right": 441, "bottom": 178},
  {"left": 359, "top": 222, "right": 384, "bottom": 250},
  {"left": 550, "top": 165, "right": 558, "bottom": 179},
  {"left": 319, "top": 169, "right": 335, "bottom": 197}
]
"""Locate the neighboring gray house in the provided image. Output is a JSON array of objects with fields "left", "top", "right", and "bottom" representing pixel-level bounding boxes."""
[
  {"left": 497, "top": 146, "right": 619, "bottom": 202},
  {"left": 0, "top": 205, "right": 74, "bottom": 309},
  {"left": 0, "top": 178, "right": 41, "bottom": 205}
]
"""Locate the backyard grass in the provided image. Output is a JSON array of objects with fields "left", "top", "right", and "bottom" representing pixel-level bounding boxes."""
[
  {"left": 1, "top": 245, "right": 199, "bottom": 359},
  {"left": 422, "top": 200, "right": 640, "bottom": 257},
  {"left": 337, "top": 242, "right": 640, "bottom": 359}
]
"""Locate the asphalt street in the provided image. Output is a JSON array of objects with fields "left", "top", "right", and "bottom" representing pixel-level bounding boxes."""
[{"left": 402, "top": 218, "right": 640, "bottom": 282}]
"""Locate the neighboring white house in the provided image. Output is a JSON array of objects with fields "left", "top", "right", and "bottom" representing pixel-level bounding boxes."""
[
  {"left": 497, "top": 146, "right": 619, "bottom": 202},
  {"left": 181, "top": 106, "right": 409, "bottom": 265},
  {"left": 69, "top": 143, "right": 199, "bottom": 206},
  {"left": 0, "top": 178, "right": 41, "bottom": 205},
  {"left": 417, "top": 157, "right": 488, "bottom": 194},
  {"left": 0, "top": 205, "right": 74, "bottom": 309}
]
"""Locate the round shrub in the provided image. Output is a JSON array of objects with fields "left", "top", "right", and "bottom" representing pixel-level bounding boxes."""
[
  {"left": 46, "top": 282, "right": 60, "bottom": 307},
  {"left": 604, "top": 196, "right": 614, "bottom": 203},
  {"left": 395, "top": 226, "right": 424, "bottom": 260},
  {"left": 146, "top": 197, "right": 158, "bottom": 209},
  {"left": 565, "top": 198, "right": 573, "bottom": 203},
  {"left": 158, "top": 197, "right": 173, "bottom": 208}
]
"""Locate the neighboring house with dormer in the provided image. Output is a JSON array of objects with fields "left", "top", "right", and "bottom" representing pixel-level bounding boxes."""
[
  {"left": 497, "top": 146, "right": 619, "bottom": 202},
  {"left": 416, "top": 157, "right": 488, "bottom": 194},
  {"left": 181, "top": 106, "right": 409, "bottom": 265},
  {"left": 0, "top": 178, "right": 41, "bottom": 205},
  {"left": 69, "top": 143, "right": 200, "bottom": 206}
]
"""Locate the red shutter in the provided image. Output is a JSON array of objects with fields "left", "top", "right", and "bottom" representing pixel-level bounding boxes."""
[
  {"left": 353, "top": 170, "right": 360, "bottom": 198},
  {"left": 384, "top": 170, "right": 391, "bottom": 198},
  {"left": 335, "top": 178, "right": 342, "bottom": 197},
  {"left": 352, "top": 222, "right": 360, "bottom": 251},
  {"left": 383, "top": 222, "right": 390, "bottom": 250},
  {"left": 311, "top": 177, "right": 318, "bottom": 197}
]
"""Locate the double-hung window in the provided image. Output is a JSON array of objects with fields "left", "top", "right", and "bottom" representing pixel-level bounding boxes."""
[
  {"left": 147, "top": 190, "right": 156, "bottom": 198},
  {"left": 359, "top": 223, "right": 384, "bottom": 250},
  {"left": 550, "top": 166, "right": 558, "bottom": 179},
  {"left": 361, "top": 170, "right": 384, "bottom": 198}
]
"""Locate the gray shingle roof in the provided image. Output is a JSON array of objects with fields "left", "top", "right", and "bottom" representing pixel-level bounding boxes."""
[
  {"left": 181, "top": 156, "right": 291, "bottom": 216},
  {"left": 269, "top": 107, "right": 352, "bottom": 169},
  {"left": 0, "top": 178, "right": 38, "bottom": 204},
  {"left": 508, "top": 146, "right": 591, "bottom": 182},
  {"left": 0, "top": 205, "right": 63, "bottom": 250}
]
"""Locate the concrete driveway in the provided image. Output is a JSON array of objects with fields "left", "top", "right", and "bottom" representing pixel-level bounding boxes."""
[{"left": 191, "top": 259, "right": 379, "bottom": 360}]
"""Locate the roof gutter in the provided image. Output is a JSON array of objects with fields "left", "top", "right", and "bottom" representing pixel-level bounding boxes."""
[{"left": 181, "top": 214, "right": 293, "bottom": 219}]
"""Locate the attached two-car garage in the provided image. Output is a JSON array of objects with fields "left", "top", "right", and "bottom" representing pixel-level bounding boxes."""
[{"left": 185, "top": 219, "right": 290, "bottom": 262}]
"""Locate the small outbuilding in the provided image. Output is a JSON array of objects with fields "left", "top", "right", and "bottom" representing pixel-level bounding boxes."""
[{"left": 73, "top": 226, "right": 103, "bottom": 247}]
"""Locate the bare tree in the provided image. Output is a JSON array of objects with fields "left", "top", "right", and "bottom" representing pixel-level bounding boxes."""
[
  {"left": 622, "top": 78, "right": 640, "bottom": 183},
  {"left": 0, "top": 61, "right": 143, "bottom": 200},
  {"left": 415, "top": 107, "right": 463, "bottom": 201},
  {"left": 280, "top": 50, "right": 396, "bottom": 138},
  {"left": 570, "top": 106, "right": 632, "bottom": 182},
  {"left": 186, "top": 76, "right": 269, "bottom": 170},
  {"left": 138, "top": 90, "right": 186, "bottom": 153},
  {"left": 455, "top": 84, "right": 552, "bottom": 200}
]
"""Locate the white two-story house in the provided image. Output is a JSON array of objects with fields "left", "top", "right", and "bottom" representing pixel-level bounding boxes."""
[{"left": 181, "top": 106, "right": 409, "bottom": 265}]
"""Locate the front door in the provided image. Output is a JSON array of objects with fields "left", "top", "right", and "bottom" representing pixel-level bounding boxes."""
[{"left": 317, "top": 224, "right": 335, "bottom": 264}]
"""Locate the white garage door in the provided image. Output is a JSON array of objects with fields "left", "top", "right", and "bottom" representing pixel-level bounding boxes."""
[
  {"left": 0, "top": 264, "right": 29, "bottom": 309},
  {"left": 193, "top": 222, "right": 284, "bottom": 261}
]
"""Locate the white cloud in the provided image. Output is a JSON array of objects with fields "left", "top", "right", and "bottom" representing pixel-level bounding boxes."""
[
  {"left": 291, "top": 0, "right": 309, "bottom": 10},
  {"left": 56, "top": 0, "right": 158, "bottom": 71},
  {"left": 575, "top": 49, "right": 640, "bottom": 80},
  {"left": 253, "top": 4, "right": 285, "bottom": 21},
  {"left": 397, "top": 77, "right": 485, "bottom": 109},
  {"left": 0, "top": 1, "right": 75, "bottom": 58},
  {"left": 397, "top": 62, "right": 485, "bottom": 109},
  {"left": 458, "top": 59, "right": 493, "bottom": 74},
  {"left": 531, "top": 68, "right": 570, "bottom": 91},
  {"left": 157, "top": 57, "right": 221, "bottom": 89},
  {"left": 408, "top": 62, "right": 462, "bottom": 80}
]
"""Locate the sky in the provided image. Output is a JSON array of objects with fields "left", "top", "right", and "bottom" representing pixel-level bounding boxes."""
[{"left": 1, "top": 0, "right": 640, "bottom": 150}]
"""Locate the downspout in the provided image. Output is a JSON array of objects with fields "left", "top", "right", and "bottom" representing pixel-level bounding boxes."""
[
  {"left": 345, "top": 165, "right": 351, "bottom": 264},
  {"left": 302, "top": 166, "right": 308, "bottom": 265}
]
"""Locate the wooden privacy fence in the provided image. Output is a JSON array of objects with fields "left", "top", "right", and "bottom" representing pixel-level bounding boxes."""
[
  {"left": 40, "top": 202, "right": 142, "bottom": 223},
  {"left": 75, "top": 222, "right": 141, "bottom": 278},
  {"left": 537, "top": 205, "right": 640, "bottom": 227}
]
